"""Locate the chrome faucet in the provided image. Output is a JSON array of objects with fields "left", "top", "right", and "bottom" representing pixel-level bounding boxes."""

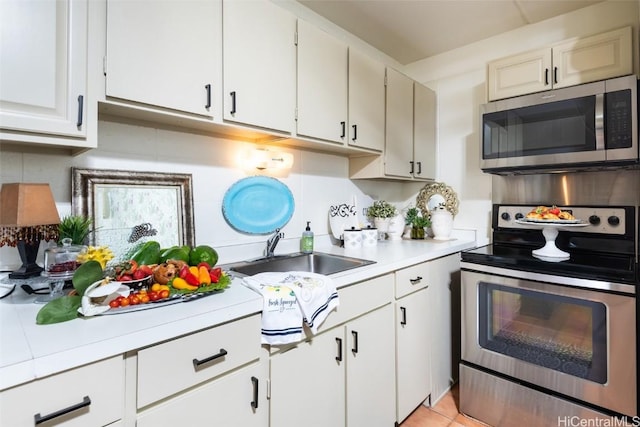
[{"left": 265, "top": 228, "right": 284, "bottom": 258}]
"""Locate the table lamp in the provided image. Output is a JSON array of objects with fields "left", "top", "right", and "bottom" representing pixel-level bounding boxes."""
[{"left": 0, "top": 183, "right": 60, "bottom": 279}]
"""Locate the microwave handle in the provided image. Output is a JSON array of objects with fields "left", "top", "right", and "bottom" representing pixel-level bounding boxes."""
[{"left": 595, "top": 93, "right": 604, "bottom": 151}]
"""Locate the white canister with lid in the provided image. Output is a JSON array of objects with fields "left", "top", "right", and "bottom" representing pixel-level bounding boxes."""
[
  {"left": 343, "top": 227, "right": 362, "bottom": 249},
  {"left": 361, "top": 226, "right": 378, "bottom": 247}
]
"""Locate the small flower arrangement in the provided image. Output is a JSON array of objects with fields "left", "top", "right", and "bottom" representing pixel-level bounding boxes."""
[{"left": 366, "top": 200, "right": 397, "bottom": 219}]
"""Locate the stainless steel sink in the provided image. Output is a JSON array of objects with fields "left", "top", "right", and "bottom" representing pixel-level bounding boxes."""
[{"left": 226, "top": 252, "right": 375, "bottom": 277}]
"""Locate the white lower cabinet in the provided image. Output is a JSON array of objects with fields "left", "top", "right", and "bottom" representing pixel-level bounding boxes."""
[
  {"left": 0, "top": 356, "right": 124, "bottom": 427},
  {"left": 137, "top": 359, "right": 267, "bottom": 427},
  {"left": 270, "top": 275, "right": 396, "bottom": 427}
]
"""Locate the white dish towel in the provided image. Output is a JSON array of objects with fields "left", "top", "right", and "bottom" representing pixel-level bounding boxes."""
[{"left": 243, "top": 271, "right": 339, "bottom": 345}]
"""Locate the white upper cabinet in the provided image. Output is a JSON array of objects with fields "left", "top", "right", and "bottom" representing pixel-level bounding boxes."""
[
  {"left": 0, "top": 0, "right": 89, "bottom": 145},
  {"left": 488, "top": 26, "right": 633, "bottom": 101},
  {"left": 222, "top": 0, "right": 296, "bottom": 133},
  {"left": 105, "top": 0, "right": 220, "bottom": 117},
  {"left": 413, "top": 82, "right": 436, "bottom": 180},
  {"left": 384, "top": 68, "right": 415, "bottom": 178},
  {"left": 296, "top": 19, "right": 348, "bottom": 144},
  {"left": 347, "top": 49, "right": 385, "bottom": 151}
]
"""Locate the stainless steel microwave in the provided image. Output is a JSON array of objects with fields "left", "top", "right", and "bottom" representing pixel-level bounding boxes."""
[{"left": 480, "top": 75, "right": 638, "bottom": 174}]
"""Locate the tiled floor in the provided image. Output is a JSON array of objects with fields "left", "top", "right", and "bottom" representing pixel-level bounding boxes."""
[{"left": 400, "top": 384, "right": 490, "bottom": 427}]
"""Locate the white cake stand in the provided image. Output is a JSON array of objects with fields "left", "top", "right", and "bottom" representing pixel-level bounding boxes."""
[{"left": 516, "top": 220, "right": 588, "bottom": 261}]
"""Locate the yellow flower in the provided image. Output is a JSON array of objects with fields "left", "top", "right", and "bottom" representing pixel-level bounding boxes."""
[{"left": 77, "top": 246, "right": 114, "bottom": 269}]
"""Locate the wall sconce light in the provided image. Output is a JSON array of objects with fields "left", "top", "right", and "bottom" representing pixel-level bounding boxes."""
[
  {"left": 244, "top": 148, "right": 294, "bottom": 172},
  {"left": 0, "top": 183, "right": 60, "bottom": 278}
]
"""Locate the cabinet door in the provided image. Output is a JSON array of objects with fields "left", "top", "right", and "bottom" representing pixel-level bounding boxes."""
[
  {"left": 348, "top": 49, "right": 385, "bottom": 151},
  {"left": 413, "top": 83, "right": 436, "bottom": 180},
  {"left": 296, "top": 19, "right": 348, "bottom": 144},
  {"left": 137, "top": 361, "right": 267, "bottom": 427},
  {"left": 270, "top": 331, "right": 345, "bottom": 427},
  {"left": 487, "top": 48, "right": 551, "bottom": 100},
  {"left": 396, "top": 288, "right": 432, "bottom": 422},
  {"left": 0, "top": 356, "right": 123, "bottom": 427},
  {"left": 106, "top": 0, "right": 219, "bottom": 117},
  {"left": 553, "top": 26, "right": 633, "bottom": 89},
  {"left": 223, "top": 0, "right": 295, "bottom": 133},
  {"left": 0, "top": 0, "right": 87, "bottom": 138},
  {"left": 346, "top": 304, "right": 396, "bottom": 427},
  {"left": 384, "top": 68, "right": 414, "bottom": 178}
]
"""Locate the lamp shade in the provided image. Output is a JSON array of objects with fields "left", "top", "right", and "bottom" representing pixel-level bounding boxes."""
[{"left": 0, "top": 183, "right": 60, "bottom": 227}]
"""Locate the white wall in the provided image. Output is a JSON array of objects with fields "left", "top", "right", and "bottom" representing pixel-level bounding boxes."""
[{"left": 404, "top": 0, "right": 640, "bottom": 245}]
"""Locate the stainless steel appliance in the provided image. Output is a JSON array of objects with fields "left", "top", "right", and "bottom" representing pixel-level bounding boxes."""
[
  {"left": 481, "top": 75, "right": 638, "bottom": 174},
  {"left": 460, "top": 204, "right": 638, "bottom": 426}
]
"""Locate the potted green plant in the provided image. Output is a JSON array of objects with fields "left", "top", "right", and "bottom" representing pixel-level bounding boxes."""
[
  {"left": 366, "top": 200, "right": 397, "bottom": 233},
  {"left": 405, "top": 207, "right": 430, "bottom": 239},
  {"left": 58, "top": 215, "right": 93, "bottom": 245}
]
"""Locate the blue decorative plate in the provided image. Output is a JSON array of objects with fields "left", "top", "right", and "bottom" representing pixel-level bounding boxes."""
[{"left": 222, "top": 176, "right": 294, "bottom": 234}]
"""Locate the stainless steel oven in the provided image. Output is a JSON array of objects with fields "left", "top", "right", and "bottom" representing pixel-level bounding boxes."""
[{"left": 460, "top": 204, "right": 638, "bottom": 426}]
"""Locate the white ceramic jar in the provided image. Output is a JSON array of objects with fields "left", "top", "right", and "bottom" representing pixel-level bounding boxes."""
[{"left": 430, "top": 209, "right": 453, "bottom": 240}]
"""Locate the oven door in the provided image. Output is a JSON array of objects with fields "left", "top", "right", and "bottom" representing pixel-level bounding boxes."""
[{"left": 461, "top": 266, "right": 637, "bottom": 417}]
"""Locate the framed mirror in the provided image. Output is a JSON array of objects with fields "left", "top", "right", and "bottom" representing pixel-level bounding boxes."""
[
  {"left": 72, "top": 168, "right": 195, "bottom": 255},
  {"left": 416, "top": 182, "right": 459, "bottom": 217}
]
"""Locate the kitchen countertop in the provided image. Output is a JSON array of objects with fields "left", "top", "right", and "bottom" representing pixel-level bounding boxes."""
[{"left": 0, "top": 230, "right": 476, "bottom": 391}]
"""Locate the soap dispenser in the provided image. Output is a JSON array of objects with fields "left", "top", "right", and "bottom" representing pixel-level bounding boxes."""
[{"left": 301, "top": 221, "right": 314, "bottom": 253}]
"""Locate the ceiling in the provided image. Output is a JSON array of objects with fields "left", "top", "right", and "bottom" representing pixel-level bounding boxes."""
[{"left": 298, "top": 0, "right": 606, "bottom": 65}]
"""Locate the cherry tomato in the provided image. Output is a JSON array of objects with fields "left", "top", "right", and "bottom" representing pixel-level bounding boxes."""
[
  {"left": 139, "top": 294, "right": 150, "bottom": 304},
  {"left": 130, "top": 295, "right": 140, "bottom": 305},
  {"left": 148, "top": 291, "right": 160, "bottom": 302},
  {"left": 119, "top": 297, "right": 131, "bottom": 307},
  {"left": 159, "top": 289, "right": 170, "bottom": 299},
  {"left": 151, "top": 283, "right": 162, "bottom": 292},
  {"left": 109, "top": 299, "right": 120, "bottom": 308}
]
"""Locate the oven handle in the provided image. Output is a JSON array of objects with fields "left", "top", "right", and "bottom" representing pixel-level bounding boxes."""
[
  {"left": 595, "top": 93, "right": 604, "bottom": 151},
  {"left": 460, "top": 261, "right": 636, "bottom": 295}
]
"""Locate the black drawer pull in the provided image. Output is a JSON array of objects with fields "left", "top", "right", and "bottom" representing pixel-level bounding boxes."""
[
  {"left": 553, "top": 67, "right": 558, "bottom": 84},
  {"left": 193, "top": 348, "right": 228, "bottom": 368},
  {"left": 335, "top": 337, "right": 342, "bottom": 361},
  {"left": 416, "top": 161, "right": 422, "bottom": 175},
  {"left": 409, "top": 276, "right": 422, "bottom": 285},
  {"left": 351, "top": 330, "right": 359, "bottom": 354},
  {"left": 251, "top": 376, "right": 259, "bottom": 409},
  {"left": 545, "top": 68, "right": 549, "bottom": 85},
  {"left": 340, "top": 121, "right": 346, "bottom": 138},
  {"left": 400, "top": 306, "right": 407, "bottom": 325},
  {"left": 351, "top": 124, "right": 357, "bottom": 141},
  {"left": 409, "top": 161, "right": 414, "bottom": 174},
  {"left": 230, "top": 91, "right": 237, "bottom": 114},
  {"left": 34, "top": 396, "right": 91, "bottom": 425},
  {"left": 205, "top": 84, "right": 212, "bottom": 109},
  {"left": 76, "top": 95, "right": 84, "bottom": 128}
]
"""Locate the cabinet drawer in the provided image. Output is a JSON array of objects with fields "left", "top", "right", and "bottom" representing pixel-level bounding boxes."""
[
  {"left": 137, "top": 314, "right": 261, "bottom": 407},
  {"left": 0, "top": 356, "right": 124, "bottom": 427},
  {"left": 395, "top": 263, "right": 430, "bottom": 298},
  {"left": 317, "top": 273, "right": 393, "bottom": 332}
]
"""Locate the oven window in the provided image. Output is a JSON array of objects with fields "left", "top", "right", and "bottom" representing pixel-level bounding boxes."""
[
  {"left": 482, "top": 95, "right": 596, "bottom": 159},
  {"left": 478, "top": 282, "right": 607, "bottom": 384}
]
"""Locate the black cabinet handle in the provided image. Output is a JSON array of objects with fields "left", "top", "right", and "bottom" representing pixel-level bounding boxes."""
[
  {"left": 193, "top": 348, "right": 227, "bottom": 368},
  {"left": 400, "top": 306, "right": 407, "bottom": 326},
  {"left": 251, "top": 376, "right": 259, "bottom": 409},
  {"left": 545, "top": 68, "right": 549, "bottom": 85},
  {"left": 230, "top": 91, "right": 237, "bottom": 115},
  {"left": 340, "top": 121, "right": 346, "bottom": 138},
  {"left": 409, "top": 276, "right": 422, "bottom": 285},
  {"left": 34, "top": 396, "right": 91, "bottom": 425},
  {"left": 335, "top": 337, "right": 342, "bottom": 361},
  {"left": 416, "top": 161, "right": 422, "bottom": 175},
  {"left": 409, "top": 161, "right": 414, "bottom": 174},
  {"left": 553, "top": 67, "right": 558, "bottom": 84},
  {"left": 205, "top": 84, "right": 212, "bottom": 109},
  {"left": 351, "top": 124, "right": 357, "bottom": 141},
  {"left": 351, "top": 330, "right": 359, "bottom": 354},
  {"left": 76, "top": 95, "right": 84, "bottom": 128}
]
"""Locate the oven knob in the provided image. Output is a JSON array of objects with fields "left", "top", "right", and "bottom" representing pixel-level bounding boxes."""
[
  {"left": 515, "top": 213, "right": 524, "bottom": 220},
  {"left": 608, "top": 216, "right": 620, "bottom": 226},
  {"left": 501, "top": 212, "right": 510, "bottom": 221},
  {"left": 588, "top": 215, "right": 600, "bottom": 225}
]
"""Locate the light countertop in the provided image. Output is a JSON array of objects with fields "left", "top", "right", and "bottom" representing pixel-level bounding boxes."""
[{"left": 0, "top": 230, "right": 476, "bottom": 391}]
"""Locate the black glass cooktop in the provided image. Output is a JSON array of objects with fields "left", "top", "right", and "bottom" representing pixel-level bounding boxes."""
[{"left": 462, "top": 244, "right": 638, "bottom": 285}]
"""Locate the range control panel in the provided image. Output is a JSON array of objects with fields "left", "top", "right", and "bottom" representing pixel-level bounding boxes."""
[{"left": 496, "top": 205, "right": 627, "bottom": 235}]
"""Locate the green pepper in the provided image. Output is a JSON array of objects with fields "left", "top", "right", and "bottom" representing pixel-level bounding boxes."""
[{"left": 130, "top": 241, "right": 161, "bottom": 265}]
